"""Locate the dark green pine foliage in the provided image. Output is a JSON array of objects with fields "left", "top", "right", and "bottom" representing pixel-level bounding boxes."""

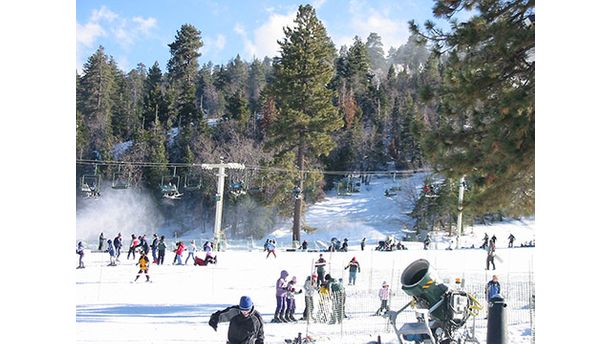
[
  {"left": 77, "top": 46, "right": 116, "bottom": 161},
  {"left": 410, "top": 0, "right": 535, "bottom": 216},
  {"left": 226, "top": 90, "right": 250, "bottom": 131},
  {"left": 143, "top": 62, "right": 167, "bottom": 130},
  {"left": 269, "top": 4, "right": 342, "bottom": 242},
  {"left": 167, "top": 24, "right": 204, "bottom": 128},
  {"left": 143, "top": 116, "right": 169, "bottom": 189}
]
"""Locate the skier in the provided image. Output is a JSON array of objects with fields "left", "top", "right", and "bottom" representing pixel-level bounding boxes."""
[
  {"left": 340, "top": 238, "right": 349, "bottom": 252},
  {"left": 173, "top": 241, "right": 185, "bottom": 265},
  {"left": 508, "top": 233, "right": 516, "bottom": 248},
  {"left": 127, "top": 234, "right": 139, "bottom": 260},
  {"left": 374, "top": 281, "right": 391, "bottom": 316},
  {"left": 185, "top": 240, "right": 197, "bottom": 265},
  {"left": 360, "top": 237, "right": 366, "bottom": 251},
  {"left": 314, "top": 254, "right": 327, "bottom": 287},
  {"left": 423, "top": 234, "right": 431, "bottom": 250},
  {"left": 324, "top": 274, "right": 345, "bottom": 324},
  {"left": 139, "top": 234, "right": 150, "bottom": 256},
  {"left": 344, "top": 257, "right": 361, "bottom": 286},
  {"left": 301, "top": 274, "right": 317, "bottom": 322},
  {"left": 133, "top": 251, "right": 151, "bottom": 283},
  {"left": 106, "top": 239, "right": 116, "bottom": 266},
  {"left": 208, "top": 296, "right": 265, "bottom": 344},
  {"left": 266, "top": 239, "right": 277, "bottom": 259},
  {"left": 76, "top": 241, "right": 85, "bottom": 269},
  {"left": 481, "top": 233, "right": 489, "bottom": 249},
  {"left": 285, "top": 276, "right": 303, "bottom": 322},
  {"left": 151, "top": 233, "right": 159, "bottom": 264},
  {"left": 98, "top": 232, "right": 105, "bottom": 251},
  {"left": 486, "top": 239, "right": 496, "bottom": 270},
  {"left": 113, "top": 233, "right": 123, "bottom": 261},
  {"left": 157, "top": 235, "right": 166, "bottom": 265},
  {"left": 301, "top": 240, "right": 308, "bottom": 251},
  {"left": 273, "top": 270, "right": 289, "bottom": 323},
  {"left": 491, "top": 234, "right": 497, "bottom": 245}
]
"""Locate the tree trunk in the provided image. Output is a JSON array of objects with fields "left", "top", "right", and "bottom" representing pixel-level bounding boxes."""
[{"left": 292, "top": 133, "right": 305, "bottom": 245}]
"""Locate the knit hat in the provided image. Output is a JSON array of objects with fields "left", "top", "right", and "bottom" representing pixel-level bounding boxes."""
[
  {"left": 382, "top": 281, "right": 388, "bottom": 287},
  {"left": 239, "top": 296, "right": 253, "bottom": 310}
]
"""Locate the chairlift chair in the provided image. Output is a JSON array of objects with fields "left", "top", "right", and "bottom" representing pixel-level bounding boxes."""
[
  {"left": 80, "top": 174, "right": 101, "bottom": 198},
  {"left": 160, "top": 170, "right": 182, "bottom": 199},
  {"left": 183, "top": 171, "right": 203, "bottom": 191},
  {"left": 111, "top": 170, "right": 131, "bottom": 189}
]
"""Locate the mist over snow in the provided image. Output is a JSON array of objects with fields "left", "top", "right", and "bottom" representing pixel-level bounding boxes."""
[{"left": 76, "top": 185, "right": 164, "bottom": 242}]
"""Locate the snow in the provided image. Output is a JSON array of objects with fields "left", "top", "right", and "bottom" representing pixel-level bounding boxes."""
[{"left": 75, "top": 174, "right": 536, "bottom": 343}]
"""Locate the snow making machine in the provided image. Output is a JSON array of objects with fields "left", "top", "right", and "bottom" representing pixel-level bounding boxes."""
[{"left": 385, "top": 259, "right": 482, "bottom": 344}]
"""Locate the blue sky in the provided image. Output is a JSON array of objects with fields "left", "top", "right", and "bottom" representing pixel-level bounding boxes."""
[{"left": 76, "top": 0, "right": 452, "bottom": 73}]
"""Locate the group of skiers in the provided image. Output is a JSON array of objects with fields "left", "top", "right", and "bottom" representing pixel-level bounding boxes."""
[{"left": 77, "top": 232, "right": 217, "bottom": 270}]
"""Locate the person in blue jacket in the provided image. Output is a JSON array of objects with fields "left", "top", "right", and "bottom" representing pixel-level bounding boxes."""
[
  {"left": 486, "top": 275, "right": 501, "bottom": 302},
  {"left": 107, "top": 239, "right": 116, "bottom": 266}
]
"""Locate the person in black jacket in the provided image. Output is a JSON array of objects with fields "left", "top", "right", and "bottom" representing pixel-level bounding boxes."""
[
  {"left": 208, "top": 296, "right": 264, "bottom": 344},
  {"left": 113, "top": 233, "right": 123, "bottom": 261}
]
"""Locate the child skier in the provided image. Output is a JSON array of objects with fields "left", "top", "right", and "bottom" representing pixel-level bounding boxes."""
[
  {"left": 285, "top": 276, "right": 303, "bottom": 322},
  {"left": 185, "top": 240, "right": 197, "bottom": 264},
  {"left": 134, "top": 251, "right": 151, "bottom": 282},
  {"left": 374, "top": 281, "right": 391, "bottom": 316},
  {"left": 106, "top": 239, "right": 116, "bottom": 266}
]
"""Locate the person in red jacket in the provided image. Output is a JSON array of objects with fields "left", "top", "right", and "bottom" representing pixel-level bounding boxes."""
[{"left": 173, "top": 241, "right": 185, "bottom": 265}]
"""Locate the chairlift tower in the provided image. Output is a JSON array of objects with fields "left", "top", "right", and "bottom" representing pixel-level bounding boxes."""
[{"left": 202, "top": 160, "right": 245, "bottom": 251}]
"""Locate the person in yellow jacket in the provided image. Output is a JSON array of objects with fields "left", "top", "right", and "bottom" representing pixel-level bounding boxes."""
[{"left": 134, "top": 251, "right": 151, "bottom": 282}]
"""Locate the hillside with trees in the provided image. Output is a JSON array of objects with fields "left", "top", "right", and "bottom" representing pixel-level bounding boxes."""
[{"left": 76, "top": 1, "right": 535, "bottom": 241}]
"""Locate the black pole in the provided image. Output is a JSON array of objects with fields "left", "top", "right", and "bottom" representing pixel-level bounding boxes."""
[{"left": 486, "top": 295, "right": 508, "bottom": 344}]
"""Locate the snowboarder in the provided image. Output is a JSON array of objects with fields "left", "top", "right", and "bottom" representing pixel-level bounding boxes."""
[
  {"left": 324, "top": 274, "right": 345, "bottom": 324},
  {"left": 374, "top": 281, "right": 391, "bottom": 316},
  {"left": 273, "top": 270, "right": 290, "bottom": 323},
  {"left": 185, "top": 240, "right": 197, "bottom": 265},
  {"left": 113, "top": 233, "right": 123, "bottom": 261},
  {"left": 106, "top": 239, "right": 116, "bottom": 266},
  {"left": 486, "top": 239, "right": 496, "bottom": 270},
  {"left": 344, "top": 257, "right": 361, "bottom": 286},
  {"left": 301, "top": 274, "right": 317, "bottom": 322},
  {"left": 133, "top": 251, "right": 151, "bottom": 282},
  {"left": 360, "top": 237, "right": 366, "bottom": 251},
  {"left": 285, "top": 276, "right": 303, "bottom": 322},
  {"left": 314, "top": 254, "right": 327, "bottom": 287},
  {"left": 508, "top": 233, "right": 515, "bottom": 248},
  {"left": 157, "top": 235, "right": 166, "bottom": 265},
  {"left": 98, "top": 232, "right": 105, "bottom": 251},
  {"left": 76, "top": 241, "right": 85, "bottom": 269},
  {"left": 208, "top": 296, "right": 264, "bottom": 344}
]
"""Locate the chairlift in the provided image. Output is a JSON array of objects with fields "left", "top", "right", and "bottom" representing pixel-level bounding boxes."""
[
  {"left": 183, "top": 170, "right": 203, "bottom": 191},
  {"left": 111, "top": 166, "right": 131, "bottom": 189},
  {"left": 161, "top": 167, "right": 182, "bottom": 200},
  {"left": 229, "top": 180, "right": 247, "bottom": 196},
  {"left": 80, "top": 165, "right": 101, "bottom": 198}
]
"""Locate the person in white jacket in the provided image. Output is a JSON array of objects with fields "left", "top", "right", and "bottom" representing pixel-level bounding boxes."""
[
  {"left": 374, "top": 281, "right": 391, "bottom": 315},
  {"left": 301, "top": 274, "right": 318, "bottom": 321},
  {"left": 185, "top": 240, "right": 197, "bottom": 265}
]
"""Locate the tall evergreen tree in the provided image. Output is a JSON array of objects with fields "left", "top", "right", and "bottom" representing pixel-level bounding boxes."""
[
  {"left": 410, "top": 0, "right": 535, "bottom": 216},
  {"left": 167, "top": 24, "right": 204, "bottom": 128},
  {"left": 269, "top": 4, "right": 342, "bottom": 243},
  {"left": 143, "top": 62, "right": 167, "bottom": 130},
  {"left": 366, "top": 32, "right": 387, "bottom": 73},
  {"left": 77, "top": 46, "right": 116, "bottom": 160}
]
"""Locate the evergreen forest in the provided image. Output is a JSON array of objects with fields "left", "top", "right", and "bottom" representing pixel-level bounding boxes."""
[{"left": 76, "top": 1, "right": 535, "bottom": 241}]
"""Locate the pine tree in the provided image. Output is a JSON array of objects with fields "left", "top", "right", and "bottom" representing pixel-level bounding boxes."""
[
  {"left": 77, "top": 46, "right": 116, "bottom": 160},
  {"left": 143, "top": 62, "right": 167, "bottom": 130},
  {"left": 167, "top": 24, "right": 204, "bottom": 127},
  {"left": 410, "top": 0, "right": 535, "bottom": 216},
  {"left": 268, "top": 4, "right": 342, "bottom": 243}
]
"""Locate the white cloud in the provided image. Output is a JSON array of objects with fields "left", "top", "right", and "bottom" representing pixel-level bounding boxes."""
[
  {"left": 201, "top": 34, "right": 227, "bottom": 57},
  {"left": 235, "top": 10, "right": 296, "bottom": 60},
  {"left": 77, "top": 6, "right": 158, "bottom": 71}
]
